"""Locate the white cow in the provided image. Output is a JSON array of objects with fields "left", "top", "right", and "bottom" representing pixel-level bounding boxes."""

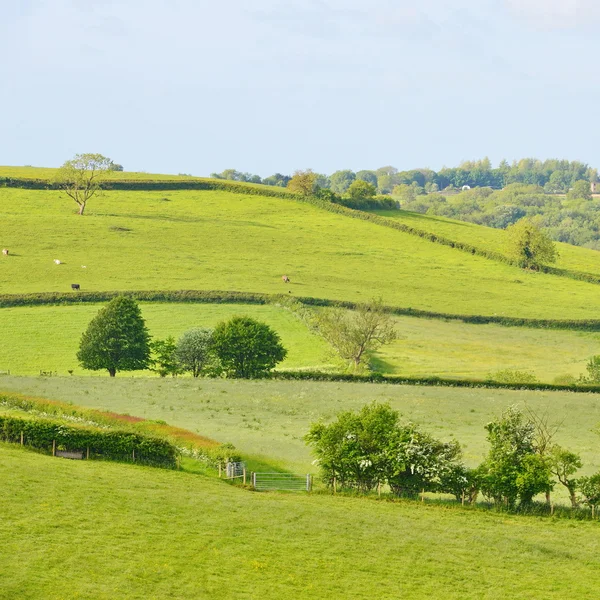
[
  {"left": 1, "top": 249, "right": 8, "bottom": 256},
  {"left": 54, "top": 259, "right": 61, "bottom": 265}
]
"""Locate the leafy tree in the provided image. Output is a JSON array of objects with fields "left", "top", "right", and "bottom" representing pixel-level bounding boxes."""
[
  {"left": 305, "top": 402, "right": 400, "bottom": 492},
  {"left": 355, "top": 170, "right": 378, "bottom": 187},
  {"left": 578, "top": 473, "right": 600, "bottom": 514},
  {"left": 549, "top": 446, "right": 582, "bottom": 508},
  {"left": 212, "top": 317, "right": 287, "bottom": 378},
  {"left": 176, "top": 328, "right": 216, "bottom": 378},
  {"left": 567, "top": 180, "right": 592, "bottom": 201},
  {"left": 287, "top": 169, "right": 317, "bottom": 196},
  {"left": 586, "top": 355, "right": 600, "bottom": 383},
  {"left": 329, "top": 170, "right": 356, "bottom": 194},
  {"left": 108, "top": 163, "right": 124, "bottom": 172},
  {"left": 314, "top": 299, "right": 396, "bottom": 369},
  {"left": 77, "top": 297, "right": 151, "bottom": 377},
  {"left": 150, "top": 337, "right": 181, "bottom": 377},
  {"left": 440, "top": 464, "right": 482, "bottom": 504},
  {"left": 262, "top": 173, "right": 291, "bottom": 187},
  {"left": 505, "top": 219, "right": 558, "bottom": 269},
  {"left": 347, "top": 179, "right": 376, "bottom": 202},
  {"left": 480, "top": 406, "right": 552, "bottom": 507},
  {"left": 55, "top": 153, "right": 115, "bottom": 215}
]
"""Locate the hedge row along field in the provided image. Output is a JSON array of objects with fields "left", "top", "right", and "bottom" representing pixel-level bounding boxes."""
[
  {"left": 2, "top": 289, "right": 600, "bottom": 331},
  {"left": 0, "top": 392, "right": 240, "bottom": 467},
  {"left": 4, "top": 174, "right": 599, "bottom": 287}
]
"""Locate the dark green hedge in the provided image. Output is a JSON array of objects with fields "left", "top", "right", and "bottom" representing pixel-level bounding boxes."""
[
  {"left": 0, "top": 414, "right": 178, "bottom": 468},
  {"left": 1, "top": 289, "right": 600, "bottom": 331},
  {"left": 271, "top": 370, "right": 600, "bottom": 394}
]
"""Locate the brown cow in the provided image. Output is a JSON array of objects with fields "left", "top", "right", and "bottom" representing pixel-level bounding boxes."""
[{"left": 282, "top": 275, "right": 290, "bottom": 283}]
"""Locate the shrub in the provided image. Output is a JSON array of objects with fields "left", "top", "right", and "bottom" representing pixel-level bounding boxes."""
[
  {"left": 488, "top": 369, "right": 539, "bottom": 384},
  {"left": 176, "top": 328, "right": 217, "bottom": 378}
]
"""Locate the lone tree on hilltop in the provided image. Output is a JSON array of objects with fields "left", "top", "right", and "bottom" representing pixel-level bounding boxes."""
[
  {"left": 212, "top": 316, "right": 287, "bottom": 378},
  {"left": 314, "top": 298, "right": 397, "bottom": 370},
  {"left": 55, "top": 153, "right": 115, "bottom": 215},
  {"left": 347, "top": 179, "right": 377, "bottom": 203},
  {"left": 505, "top": 219, "right": 558, "bottom": 269},
  {"left": 287, "top": 169, "right": 317, "bottom": 196},
  {"left": 77, "top": 296, "right": 151, "bottom": 377},
  {"left": 176, "top": 328, "right": 216, "bottom": 378}
]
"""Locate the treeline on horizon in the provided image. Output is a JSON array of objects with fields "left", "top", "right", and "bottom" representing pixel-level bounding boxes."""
[
  {"left": 211, "top": 158, "right": 598, "bottom": 195},
  {"left": 212, "top": 159, "right": 600, "bottom": 250}
]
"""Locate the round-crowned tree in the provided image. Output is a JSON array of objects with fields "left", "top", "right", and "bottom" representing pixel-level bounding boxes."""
[
  {"left": 212, "top": 316, "right": 287, "bottom": 378},
  {"left": 176, "top": 328, "right": 215, "bottom": 378},
  {"left": 77, "top": 296, "right": 151, "bottom": 377}
]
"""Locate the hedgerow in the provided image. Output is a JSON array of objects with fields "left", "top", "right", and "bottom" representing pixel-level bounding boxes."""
[
  {"left": 0, "top": 414, "right": 178, "bottom": 468},
  {"left": 1, "top": 289, "right": 600, "bottom": 331},
  {"left": 270, "top": 370, "right": 600, "bottom": 394}
]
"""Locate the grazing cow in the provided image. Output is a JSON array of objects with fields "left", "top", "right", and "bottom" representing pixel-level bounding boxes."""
[
  {"left": 54, "top": 259, "right": 61, "bottom": 265},
  {"left": 282, "top": 275, "right": 290, "bottom": 283},
  {"left": 1, "top": 249, "right": 8, "bottom": 256},
  {"left": 71, "top": 284, "right": 80, "bottom": 291}
]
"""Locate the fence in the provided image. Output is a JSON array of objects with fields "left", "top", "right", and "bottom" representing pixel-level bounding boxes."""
[{"left": 252, "top": 472, "right": 313, "bottom": 492}]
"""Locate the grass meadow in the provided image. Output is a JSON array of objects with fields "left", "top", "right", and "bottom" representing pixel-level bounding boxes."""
[
  {"left": 3, "top": 188, "right": 600, "bottom": 319},
  {"left": 1, "top": 302, "right": 599, "bottom": 379},
  {"left": 374, "top": 209, "right": 600, "bottom": 277},
  {"left": 2, "top": 376, "right": 600, "bottom": 478},
  {"left": 3, "top": 443, "right": 600, "bottom": 599}
]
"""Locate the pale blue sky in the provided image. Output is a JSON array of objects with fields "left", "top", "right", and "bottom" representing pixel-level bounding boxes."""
[{"left": 1, "top": 0, "right": 599, "bottom": 176}]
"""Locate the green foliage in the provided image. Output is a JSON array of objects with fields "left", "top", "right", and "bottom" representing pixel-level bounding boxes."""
[
  {"left": 54, "top": 153, "right": 114, "bottom": 215},
  {"left": 314, "top": 299, "right": 397, "bottom": 369},
  {"left": 212, "top": 316, "right": 287, "bottom": 378},
  {"left": 77, "top": 296, "right": 151, "bottom": 376},
  {"left": 505, "top": 219, "right": 558, "bottom": 269},
  {"left": 585, "top": 355, "right": 600, "bottom": 383},
  {"left": 175, "top": 328, "right": 216, "bottom": 378},
  {"left": 346, "top": 179, "right": 376, "bottom": 202},
  {"left": 0, "top": 414, "right": 178, "bottom": 468},
  {"left": 329, "top": 170, "right": 356, "bottom": 194},
  {"left": 481, "top": 407, "right": 551, "bottom": 506},
  {"left": 150, "top": 336, "right": 181, "bottom": 377},
  {"left": 578, "top": 473, "right": 600, "bottom": 509},
  {"left": 567, "top": 180, "right": 592, "bottom": 201},
  {"left": 306, "top": 402, "right": 462, "bottom": 496},
  {"left": 550, "top": 446, "right": 582, "bottom": 508},
  {"left": 489, "top": 369, "right": 539, "bottom": 384},
  {"left": 287, "top": 169, "right": 317, "bottom": 196}
]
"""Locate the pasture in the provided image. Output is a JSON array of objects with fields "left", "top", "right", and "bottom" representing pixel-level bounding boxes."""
[
  {"left": 2, "top": 376, "right": 600, "bottom": 477},
  {"left": 2, "top": 187, "right": 600, "bottom": 319},
  {"left": 1, "top": 303, "right": 599, "bottom": 380}
]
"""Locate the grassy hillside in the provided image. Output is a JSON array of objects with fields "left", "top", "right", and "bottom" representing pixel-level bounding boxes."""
[
  {"left": 3, "top": 188, "right": 600, "bottom": 320},
  {"left": 1, "top": 303, "right": 599, "bottom": 380},
  {"left": 2, "top": 377, "right": 599, "bottom": 477},
  {"left": 374, "top": 209, "right": 600, "bottom": 277},
  {"left": 3, "top": 444, "right": 600, "bottom": 599},
  {"left": 0, "top": 165, "right": 201, "bottom": 180}
]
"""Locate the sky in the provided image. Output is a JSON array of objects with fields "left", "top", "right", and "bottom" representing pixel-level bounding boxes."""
[{"left": 1, "top": 0, "right": 599, "bottom": 176}]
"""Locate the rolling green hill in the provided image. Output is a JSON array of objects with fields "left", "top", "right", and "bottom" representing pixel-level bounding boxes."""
[
  {"left": 3, "top": 442, "right": 600, "bottom": 599},
  {"left": 2, "top": 186, "right": 600, "bottom": 320}
]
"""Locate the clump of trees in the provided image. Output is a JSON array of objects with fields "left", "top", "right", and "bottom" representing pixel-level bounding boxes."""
[
  {"left": 505, "top": 219, "right": 558, "bottom": 269},
  {"left": 77, "top": 299, "right": 287, "bottom": 378},
  {"left": 307, "top": 403, "right": 599, "bottom": 514}
]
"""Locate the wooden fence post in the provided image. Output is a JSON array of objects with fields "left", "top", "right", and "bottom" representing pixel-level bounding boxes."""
[
  {"left": 550, "top": 503, "right": 555, "bottom": 517},
  {"left": 378, "top": 482, "right": 381, "bottom": 498},
  {"left": 333, "top": 477, "right": 337, "bottom": 495},
  {"left": 252, "top": 472, "right": 256, "bottom": 489},
  {"left": 461, "top": 491, "right": 465, "bottom": 506},
  {"left": 86, "top": 447, "right": 90, "bottom": 460},
  {"left": 52, "top": 440, "right": 56, "bottom": 456},
  {"left": 20, "top": 431, "right": 23, "bottom": 446},
  {"left": 132, "top": 448, "right": 135, "bottom": 462},
  {"left": 218, "top": 464, "right": 222, "bottom": 478},
  {"left": 421, "top": 488, "right": 425, "bottom": 503}
]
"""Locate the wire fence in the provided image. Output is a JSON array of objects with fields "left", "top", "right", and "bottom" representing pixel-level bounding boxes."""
[{"left": 252, "top": 472, "right": 312, "bottom": 492}]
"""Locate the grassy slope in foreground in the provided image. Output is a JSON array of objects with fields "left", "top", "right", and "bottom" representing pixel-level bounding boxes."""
[
  {"left": 2, "top": 444, "right": 600, "bottom": 600},
  {"left": 373, "top": 208, "right": 600, "bottom": 277},
  {"left": 2, "top": 188, "right": 600, "bottom": 320},
  {"left": 3, "top": 377, "right": 600, "bottom": 476},
  {"left": 2, "top": 303, "right": 600, "bottom": 380}
]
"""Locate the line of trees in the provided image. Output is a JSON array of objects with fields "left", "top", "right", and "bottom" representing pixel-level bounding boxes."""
[
  {"left": 211, "top": 158, "right": 598, "bottom": 196},
  {"left": 306, "top": 403, "right": 600, "bottom": 513},
  {"left": 77, "top": 297, "right": 287, "bottom": 378}
]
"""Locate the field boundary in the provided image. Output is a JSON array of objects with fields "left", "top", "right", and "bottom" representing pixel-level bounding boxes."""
[
  {"left": 2, "top": 289, "right": 600, "bottom": 331},
  {"left": 271, "top": 370, "right": 600, "bottom": 394}
]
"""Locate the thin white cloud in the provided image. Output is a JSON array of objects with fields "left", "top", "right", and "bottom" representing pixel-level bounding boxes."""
[{"left": 505, "top": 0, "right": 600, "bottom": 29}]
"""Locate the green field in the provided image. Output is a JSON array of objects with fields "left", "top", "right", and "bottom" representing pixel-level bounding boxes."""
[
  {"left": 2, "top": 377, "right": 599, "bottom": 477},
  {"left": 3, "top": 187, "right": 600, "bottom": 319},
  {"left": 3, "top": 443, "right": 600, "bottom": 599},
  {"left": 1, "top": 303, "right": 599, "bottom": 380},
  {"left": 374, "top": 209, "right": 600, "bottom": 277},
  {"left": 0, "top": 165, "right": 201, "bottom": 180}
]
